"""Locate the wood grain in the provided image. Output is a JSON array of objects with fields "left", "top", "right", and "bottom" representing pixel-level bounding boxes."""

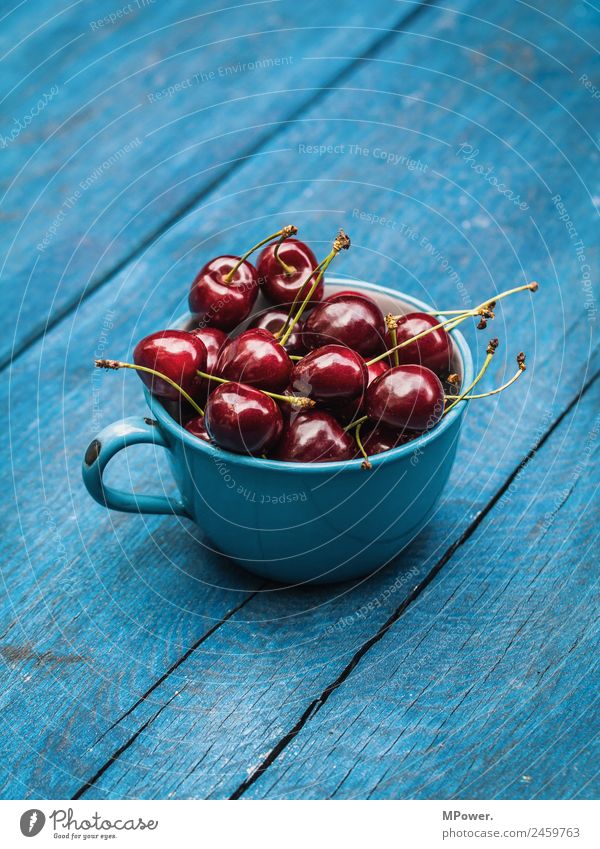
[{"left": 0, "top": 0, "right": 419, "bottom": 367}]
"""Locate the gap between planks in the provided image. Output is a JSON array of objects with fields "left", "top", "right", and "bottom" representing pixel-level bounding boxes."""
[
  {"left": 1, "top": 0, "right": 439, "bottom": 374},
  {"left": 71, "top": 360, "right": 600, "bottom": 800},
  {"left": 71, "top": 589, "right": 262, "bottom": 800},
  {"left": 227, "top": 363, "right": 600, "bottom": 799}
]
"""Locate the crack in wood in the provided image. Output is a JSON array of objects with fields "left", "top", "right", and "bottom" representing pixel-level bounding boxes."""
[
  {"left": 73, "top": 588, "right": 261, "bottom": 798},
  {"left": 228, "top": 367, "right": 600, "bottom": 799}
]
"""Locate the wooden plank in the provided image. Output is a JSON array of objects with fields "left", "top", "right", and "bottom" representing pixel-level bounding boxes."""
[
  {"left": 0, "top": 0, "right": 415, "bottom": 367},
  {"left": 0, "top": 0, "right": 598, "bottom": 799},
  {"left": 243, "top": 379, "right": 600, "bottom": 799}
]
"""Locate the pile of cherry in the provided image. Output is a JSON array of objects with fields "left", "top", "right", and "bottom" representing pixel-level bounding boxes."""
[{"left": 97, "top": 225, "right": 537, "bottom": 468}]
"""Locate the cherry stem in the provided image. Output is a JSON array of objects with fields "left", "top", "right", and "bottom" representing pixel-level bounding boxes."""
[
  {"left": 273, "top": 233, "right": 297, "bottom": 276},
  {"left": 386, "top": 314, "right": 400, "bottom": 367},
  {"left": 289, "top": 355, "right": 304, "bottom": 361},
  {"left": 445, "top": 353, "right": 526, "bottom": 400},
  {"left": 430, "top": 283, "right": 539, "bottom": 323},
  {"left": 274, "top": 254, "right": 328, "bottom": 341},
  {"left": 196, "top": 369, "right": 314, "bottom": 408},
  {"left": 95, "top": 359, "right": 205, "bottom": 417},
  {"left": 355, "top": 422, "right": 372, "bottom": 470},
  {"left": 367, "top": 314, "right": 461, "bottom": 366},
  {"left": 369, "top": 282, "right": 538, "bottom": 367},
  {"left": 278, "top": 229, "right": 351, "bottom": 347},
  {"left": 443, "top": 338, "right": 499, "bottom": 416},
  {"left": 343, "top": 414, "right": 368, "bottom": 433},
  {"left": 222, "top": 224, "right": 298, "bottom": 284}
]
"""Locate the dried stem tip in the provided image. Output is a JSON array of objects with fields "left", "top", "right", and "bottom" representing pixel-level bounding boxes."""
[
  {"left": 95, "top": 358, "right": 122, "bottom": 370},
  {"left": 385, "top": 313, "right": 398, "bottom": 331},
  {"left": 289, "top": 396, "right": 316, "bottom": 409},
  {"left": 517, "top": 352, "right": 526, "bottom": 371},
  {"left": 333, "top": 229, "right": 351, "bottom": 252},
  {"left": 447, "top": 373, "right": 460, "bottom": 385},
  {"left": 486, "top": 338, "right": 499, "bottom": 355},
  {"left": 529, "top": 281, "right": 539, "bottom": 292},
  {"left": 281, "top": 224, "right": 298, "bottom": 238}
]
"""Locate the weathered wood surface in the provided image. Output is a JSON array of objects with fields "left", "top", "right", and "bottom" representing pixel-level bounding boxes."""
[
  {"left": 0, "top": 0, "right": 598, "bottom": 800},
  {"left": 0, "top": 0, "right": 417, "bottom": 368}
]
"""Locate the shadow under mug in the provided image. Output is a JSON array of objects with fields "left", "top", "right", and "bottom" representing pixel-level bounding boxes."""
[{"left": 82, "top": 279, "right": 474, "bottom": 585}]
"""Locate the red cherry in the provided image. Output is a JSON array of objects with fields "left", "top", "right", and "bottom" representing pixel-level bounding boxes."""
[
  {"left": 190, "top": 326, "right": 228, "bottom": 399},
  {"left": 257, "top": 238, "right": 320, "bottom": 305},
  {"left": 189, "top": 255, "right": 259, "bottom": 330},
  {"left": 322, "top": 289, "right": 378, "bottom": 303},
  {"left": 291, "top": 344, "right": 367, "bottom": 402},
  {"left": 133, "top": 331, "right": 207, "bottom": 401},
  {"left": 366, "top": 364, "right": 444, "bottom": 431},
  {"left": 250, "top": 308, "right": 306, "bottom": 356},
  {"left": 204, "top": 382, "right": 283, "bottom": 455},
  {"left": 184, "top": 415, "right": 211, "bottom": 442},
  {"left": 274, "top": 411, "right": 355, "bottom": 462},
  {"left": 329, "top": 358, "right": 389, "bottom": 423},
  {"left": 303, "top": 294, "right": 385, "bottom": 356},
  {"left": 391, "top": 312, "right": 452, "bottom": 376},
  {"left": 355, "top": 424, "right": 418, "bottom": 457},
  {"left": 216, "top": 328, "right": 292, "bottom": 392},
  {"left": 367, "top": 359, "right": 390, "bottom": 384}
]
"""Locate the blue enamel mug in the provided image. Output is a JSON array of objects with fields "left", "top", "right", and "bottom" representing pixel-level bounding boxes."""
[{"left": 82, "top": 279, "right": 473, "bottom": 584}]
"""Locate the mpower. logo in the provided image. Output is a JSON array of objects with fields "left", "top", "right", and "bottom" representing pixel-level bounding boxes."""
[{"left": 19, "top": 809, "right": 45, "bottom": 837}]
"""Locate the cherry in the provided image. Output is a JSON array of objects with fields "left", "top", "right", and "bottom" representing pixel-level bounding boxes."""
[
  {"left": 257, "top": 238, "right": 321, "bottom": 305},
  {"left": 133, "top": 331, "right": 207, "bottom": 401},
  {"left": 162, "top": 397, "right": 199, "bottom": 425},
  {"left": 190, "top": 326, "right": 228, "bottom": 399},
  {"left": 302, "top": 294, "right": 386, "bottom": 356},
  {"left": 216, "top": 328, "right": 292, "bottom": 392},
  {"left": 184, "top": 415, "right": 211, "bottom": 442},
  {"left": 391, "top": 312, "right": 452, "bottom": 376},
  {"left": 291, "top": 344, "right": 367, "bottom": 402},
  {"left": 355, "top": 424, "right": 418, "bottom": 456},
  {"left": 367, "top": 359, "right": 390, "bottom": 384},
  {"left": 204, "top": 382, "right": 283, "bottom": 455},
  {"left": 366, "top": 364, "right": 444, "bottom": 431},
  {"left": 189, "top": 226, "right": 296, "bottom": 330},
  {"left": 188, "top": 255, "right": 258, "bottom": 331},
  {"left": 329, "top": 358, "right": 388, "bottom": 423},
  {"left": 323, "top": 289, "right": 378, "bottom": 304},
  {"left": 251, "top": 308, "right": 306, "bottom": 355},
  {"left": 274, "top": 411, "right": 355, "bottom": 463}
]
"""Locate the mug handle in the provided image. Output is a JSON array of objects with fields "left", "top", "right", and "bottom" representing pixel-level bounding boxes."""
[{"left": 82, "top": 416, "right": 190, "bottom": 517}]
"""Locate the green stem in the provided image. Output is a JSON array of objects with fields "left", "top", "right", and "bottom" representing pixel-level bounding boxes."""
[
  {"left": 273, "top": 234, "right": 297, "bottom": 276},
  {"left": 367, "top": 315, "right": 462, "bottom": 366},
  {"left": 343, "top": 414, "right": 368, "bottom": 433},
  {"left": 275, "top": 254, "right": 328, "bottom": 342},
  {"left": 95, "top": 360, "right": 205, "bottom": 417},
  {"left": 279, "top": 229, "right": 350, "bottom": 347},
  {"left": 223, "top": 224, "right": 297, "bottom": 284},
  {"left": 370, "top": 282, "right": 537, "bottom": 368},
  {"left": 443, "top": 339, "right": 499, "bottom": 416},
  {"left": 355, "top": 421, "right": 372, "bottom": 470},
  {"left": 445, "top": 353, "right": 526, "bottom": 400},
  {"left": 196, "top": 370, "right": 314, "bottom": 408}
]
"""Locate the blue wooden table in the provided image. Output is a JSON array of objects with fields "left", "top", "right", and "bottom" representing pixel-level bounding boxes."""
[{"left": 1, "top": 0, "right": 598, "bottom": 800}]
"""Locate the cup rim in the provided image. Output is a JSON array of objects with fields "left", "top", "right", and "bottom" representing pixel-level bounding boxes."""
[{"left": 145, "top": 277, "right": 474, "bottom": 473}]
